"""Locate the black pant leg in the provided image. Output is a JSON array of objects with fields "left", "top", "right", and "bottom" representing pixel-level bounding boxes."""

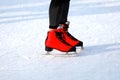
[
  {"left": 58, "top": 1, "right": 70, "bottom": 24},
  {"left": 49, "top": 0, "right": 70, "bottom": 29}
]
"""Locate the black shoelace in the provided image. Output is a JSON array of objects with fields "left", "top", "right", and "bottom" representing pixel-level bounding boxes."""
[{"left": 56, "top": 32, "right": 71, "bottom": 46}]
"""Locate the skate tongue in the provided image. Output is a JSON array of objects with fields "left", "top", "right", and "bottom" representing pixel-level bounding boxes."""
[
  {"left": 57, "top": 24, "right": 68, "bottom": 32},
  {"left": 65, "top": 21, "right": 70, "bottom": 25}
]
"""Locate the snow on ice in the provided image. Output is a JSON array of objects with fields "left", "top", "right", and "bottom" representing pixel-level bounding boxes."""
[{"left": 0, "top": 0, "right": 120, "bottom": 80}]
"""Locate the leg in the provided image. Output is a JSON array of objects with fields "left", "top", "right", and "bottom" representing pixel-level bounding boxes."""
[
  {"left": 58, "top": 0, "right": 70, "bottom": 24},
  {"left": 49, "top": 0, "right": 61, "bottom": 29},
  {"left": 45, "top": 0, "right": 76, "bottom": 53},
  {"left": 49, "top": 0, "right": 70, "bottom": 29}
]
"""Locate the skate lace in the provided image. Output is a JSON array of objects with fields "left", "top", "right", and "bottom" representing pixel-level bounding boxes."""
[
  {"left": 56, "top": 32, "right": 70, "bottom": 46},
  {"left": 66, "top": 32, "right": 78, "bottom": 41}
]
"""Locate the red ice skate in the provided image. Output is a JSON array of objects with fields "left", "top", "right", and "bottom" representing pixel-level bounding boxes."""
[
  {"left": 45, "top": 29, "right": 76, "bottom": 53},
  {"left": 58, "top": 21, "right": 83, "bottom": 48}
]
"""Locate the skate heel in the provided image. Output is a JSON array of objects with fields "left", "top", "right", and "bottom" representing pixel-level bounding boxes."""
[{"left": 45, "top": 46, "right": 53, "bottom": 52}]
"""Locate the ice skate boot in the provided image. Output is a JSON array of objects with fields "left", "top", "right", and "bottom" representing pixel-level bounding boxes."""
[
  {"left": 58, "top": 21, "right": 83, "bottom": 48},
  {"left": 45, "top": 29, "right": 76, "bottom": 53}
]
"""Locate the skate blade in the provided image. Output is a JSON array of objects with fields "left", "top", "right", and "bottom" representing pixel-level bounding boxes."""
[{"left": 42, "top": 53, "right": 77, "bottom": 57}]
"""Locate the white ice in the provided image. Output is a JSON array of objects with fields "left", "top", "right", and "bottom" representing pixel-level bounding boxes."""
[{"left": 0, "top": 0, "right": 120, "bottom": 80}]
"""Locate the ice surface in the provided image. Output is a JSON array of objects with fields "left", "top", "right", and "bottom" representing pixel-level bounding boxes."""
[{"left": 0, "top": 0, "right": 120, "bottom": 80}]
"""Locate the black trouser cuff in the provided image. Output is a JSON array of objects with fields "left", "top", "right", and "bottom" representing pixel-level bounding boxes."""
[{"left": 49, "top": 25, "right": 58, "bottom": 29}]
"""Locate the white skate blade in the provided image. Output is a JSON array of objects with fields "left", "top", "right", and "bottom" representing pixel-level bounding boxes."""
[{"left": 42, "top": 53, "right": 77, "bottom": 57}]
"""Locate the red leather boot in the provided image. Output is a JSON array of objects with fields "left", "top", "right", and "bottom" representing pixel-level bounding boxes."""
[
  {"left": 45, "top": 29, "right": 76, "bottom": 52},
  {"left": 58, "top": 21, "right": 83, "bottom": 47}
]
